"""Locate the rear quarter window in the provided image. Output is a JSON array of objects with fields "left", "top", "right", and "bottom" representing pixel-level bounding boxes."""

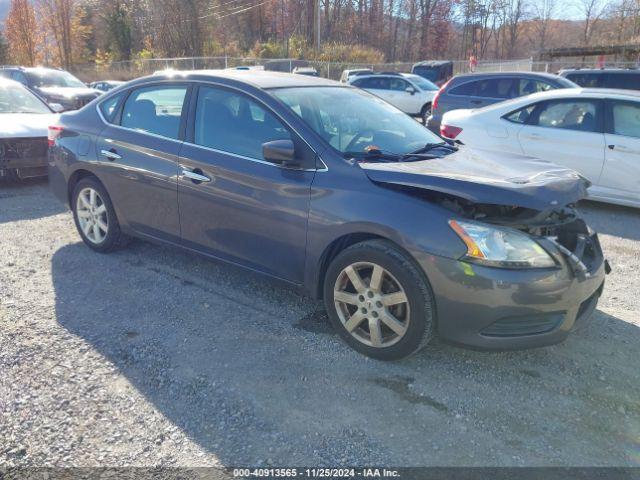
[{"left": 99, "top": 93, "right": 124, "bottom": 123}]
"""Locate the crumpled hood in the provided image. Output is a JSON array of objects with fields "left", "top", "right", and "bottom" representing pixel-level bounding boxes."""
[
  {"left": 0, "top": 113, "right": 58, "bottom": 138},
  {"left": 359, "top": 147, "right": 589, "bottom": 211}
]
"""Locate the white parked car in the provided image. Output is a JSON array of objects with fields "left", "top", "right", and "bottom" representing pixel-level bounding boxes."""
[
  {"left": 441, "top": 88, "right": 640, "bottom": 208},
  {"left": 0, "top": 79, "right": 60, "bottom": 180},
  {"left": 349, "top": 73, "right": 439, "bottom": 123},
  {"left": 339, "top": 68, "right": 373, "bottom": 83}
]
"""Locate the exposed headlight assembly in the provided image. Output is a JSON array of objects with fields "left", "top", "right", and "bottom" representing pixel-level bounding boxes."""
[{"left": 449, "top": 219, "right": 557, "bottom": 269}]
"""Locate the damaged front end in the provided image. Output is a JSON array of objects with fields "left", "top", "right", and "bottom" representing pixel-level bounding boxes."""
[
  {"left": 438, "top": 195, "right": 609, "bottom": 281},
  {"left": 359, "top": 148, "right": 610, "bottom": 279}
]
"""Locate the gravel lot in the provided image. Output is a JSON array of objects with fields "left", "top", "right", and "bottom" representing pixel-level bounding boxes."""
[{"left": 1, "top": 179, "right": 639, "bottom": 468}]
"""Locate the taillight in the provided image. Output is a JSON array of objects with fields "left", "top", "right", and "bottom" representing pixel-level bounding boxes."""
[
  {"left": 440, "top": 124, "right": 462, "bottom": 139},
  {"left": 432, "top": 78, "right": 451, "bottom": 112},
  {"left": 48, "top": 125, "right": 63, "bottom": 146}
]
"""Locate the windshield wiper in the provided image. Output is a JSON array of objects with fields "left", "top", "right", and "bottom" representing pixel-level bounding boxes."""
[
  {"left": 408, "top": 141, "right": 458, "bottom": 155},
  {"left": 345, "top": 147, "right": 443, "bottom": 163}
]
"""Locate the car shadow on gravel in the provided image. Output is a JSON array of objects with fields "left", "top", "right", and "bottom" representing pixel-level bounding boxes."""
[
  {"left": 51, "top": 242, "right": 640, "bottom": 466},
  {"left": 0, "top": 178, "right": 66, "bottom": 224},
  {"left": 579, "top": 200, "right": 640, "bottom": 242}
]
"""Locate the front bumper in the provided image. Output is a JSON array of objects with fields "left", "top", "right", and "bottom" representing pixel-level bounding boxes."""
[
  {"left": 0, "top": 137, "right": 49, "bottom": 177},
  {"left": 418, "top": 234, "right": 606, "bottom": 349}
]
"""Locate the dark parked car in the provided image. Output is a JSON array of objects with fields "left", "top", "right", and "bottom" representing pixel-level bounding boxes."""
[
  {"left": 427, "top": 71, "right": 577, "bottom": 133},
  {"left": 412, "top": 60, "right": 454, "bottom": 86},
  {"left": 48, "top": 71, "right": 606, "bottom": 360},
  {"left": 89, "top": 80, "right": 125, "bottom": 93},
  {"left": 559, "top": 68, "right": 640, "bottom": 90},
  {"left": 0, "top": 79, "right": 60, "bottom": 181},
  {"left": 0, "top": 66, "right": 100, "bottom": 111}
]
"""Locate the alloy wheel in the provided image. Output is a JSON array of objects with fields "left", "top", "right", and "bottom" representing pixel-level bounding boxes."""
[
  {"left": 76, "top": 187, "right": 108, "bottom": 244},
  {"left": 333, "top": 261, "right": 410, "bottom": 348}
]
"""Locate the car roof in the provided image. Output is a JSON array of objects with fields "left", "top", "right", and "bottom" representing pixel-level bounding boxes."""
[
  {"left": 454, "top": 71, "right": 564, "bottom": 81},
  {"left": 413, "top": 60, "right": 453, "bottom": 67},
  {"left": 147, "top": 69, "right": 340, "bottom": 89},
  {"left": 487, "top": 87, "right": 640, "bottom": 108},
  {"left": 560, "top": 68, "right": 640, "bottom": 74}
]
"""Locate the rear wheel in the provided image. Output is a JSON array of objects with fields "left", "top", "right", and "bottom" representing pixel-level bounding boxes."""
[
  {"left": 71, "top": 177, "right": 125, "bottom": 252},
  {"left": 323, "top": 240, "right": 435, "bottom": 360}
]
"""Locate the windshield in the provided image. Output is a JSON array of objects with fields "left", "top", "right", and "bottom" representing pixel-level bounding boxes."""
[
  {"left": 271, "top": 86, "right": 442, "bottom": 157},
  {"left": 405, "top": 75, "right": 438, "bottom": 91},
  {"left": 26, "top": 70, "right": 86, "bottom": 88},
  {"left": 0, "top": 82, "right": 50, "bottom": 114}
]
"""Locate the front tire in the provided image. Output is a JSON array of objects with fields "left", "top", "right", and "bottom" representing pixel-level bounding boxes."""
[
  {"left": 72, "top": 177, "right": 125, "bottom": 253},
  {"left": 323, "top": 240, "right": 435, "bottom": 360}
]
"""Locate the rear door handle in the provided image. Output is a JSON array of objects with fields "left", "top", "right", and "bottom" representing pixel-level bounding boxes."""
[
  {"left": 101, "top": 149, "right": 121, "bottom": 160},
  {"left": 182, "top": 168, "right": 211, "bottom": 183},
  {"left": 527, "top": 133, "right": 542, "bottom": 139},
  {"left": 470, "top": 100, "right": 483, "bottom": 105}
]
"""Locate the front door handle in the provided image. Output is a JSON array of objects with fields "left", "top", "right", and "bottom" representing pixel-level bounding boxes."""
[
  {"left": 101, "top": 149, "right": 121, "bottom": 161},
  {"left": 182, "top": 168, "right": 211, "bottom": 183}
]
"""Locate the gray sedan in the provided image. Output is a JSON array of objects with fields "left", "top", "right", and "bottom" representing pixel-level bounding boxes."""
[{"left": 48, "top": 70, "right": 607, "bottom": 360}]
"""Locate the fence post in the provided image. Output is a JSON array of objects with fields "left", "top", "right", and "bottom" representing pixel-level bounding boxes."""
[{"left": 225, "top": 55, "right": 228, "bottom": 69}]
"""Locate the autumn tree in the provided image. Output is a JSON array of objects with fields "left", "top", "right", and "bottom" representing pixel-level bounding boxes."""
[
  {"left": 37, "top": 0, "right": 92, "bottom": 68},
  {"left": 5, "top": 0, "right": 39, "bottom": 66},
  {"left": 576, "top": 0, "right": 606, "bottom": 45}
]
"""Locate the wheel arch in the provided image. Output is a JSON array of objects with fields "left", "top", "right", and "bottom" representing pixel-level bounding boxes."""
[
  {"left": 314, "top": 232, "right": 426, "bottom": 300},
  {"left": 67, "top": 169, "right": 102, "bottom": 205}
]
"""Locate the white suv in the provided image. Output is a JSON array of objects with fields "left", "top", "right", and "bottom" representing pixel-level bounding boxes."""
[{"left": 348, "top": 73, "right": 439, "bottom": 123}]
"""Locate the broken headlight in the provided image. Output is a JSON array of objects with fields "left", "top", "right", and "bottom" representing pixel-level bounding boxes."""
[{"left": 449, "top": 219, "right": 557, "bottom": 269}]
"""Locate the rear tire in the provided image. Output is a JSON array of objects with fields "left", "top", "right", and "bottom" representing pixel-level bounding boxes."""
[
  {"left": 323, "top": 239, "right": 435, "bottom": 360},
  {"left": 71, "top": 177, "right": 125, "bottom": 253}
]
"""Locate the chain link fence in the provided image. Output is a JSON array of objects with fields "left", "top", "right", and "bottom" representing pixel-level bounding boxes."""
[{"left": 71, "top": 56, "right": 640, "bottom": 82}]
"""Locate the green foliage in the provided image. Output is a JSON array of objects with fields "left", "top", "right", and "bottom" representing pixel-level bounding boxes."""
[
  {"left": 247, "top": 35, "right": 383, "bottom": 63},
  {"left": 250, "top": 40, "right": 285, "bottom": 58},
  {"left": 105, "top": 2, "right": 132, "bottom": 61},
  {"left": 317, "top": 43, "right": 385, "bottom": 63}
]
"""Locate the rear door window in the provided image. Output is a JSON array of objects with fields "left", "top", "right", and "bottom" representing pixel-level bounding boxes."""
[
  {"left": 389, "top": 78, "right": 410, "bottom": 91},
  {"left": 475, "top": 78, "right": 516, "bottom": 99},
  {"left": 120, "top": 85, "right": 187, "bottom": 139},
  {"left": 359, "top": 77, "right": 391, "bottom": 90},
  {"left": 517, "top": 79, "right": 554, "bottom": 96},
  {"left": 532, "top": 100, "right": 601, "bottom": 132},
  {"left": 565, "top": 73, "right": 602, "bottom": 88}
]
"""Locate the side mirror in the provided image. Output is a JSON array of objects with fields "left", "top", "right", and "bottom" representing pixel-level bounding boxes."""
[
  {"left": 262, "top": 139, "right": 299, "bottom": 168},
  {"left": 49, "top": 103, "right": 65, "bottom": 113},
  {"left": 405, "top": 87, "right": 416, "bottom": 95}
]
